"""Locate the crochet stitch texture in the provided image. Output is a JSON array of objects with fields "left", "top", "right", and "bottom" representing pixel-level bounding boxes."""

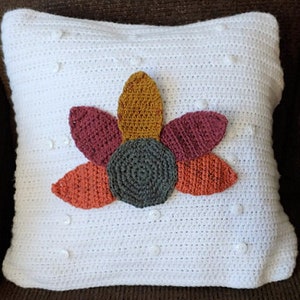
[
  {"left": 1, "top": 9, "right": 297, "bottom": 290},
  {"left": 52, "top": 71, "right": 237, "bottom": 208},
  {"left": 108, "top": 138, "right": 177, "bottom": 207}
]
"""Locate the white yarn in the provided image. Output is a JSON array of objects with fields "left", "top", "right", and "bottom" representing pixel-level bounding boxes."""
[{"left": 1, "top": 9, "right": 297, "bottom": 290}]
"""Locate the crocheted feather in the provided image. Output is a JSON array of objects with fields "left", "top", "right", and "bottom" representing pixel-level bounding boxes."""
[
  {"left": 117, "top": 71, "right": 163, "bottom": 142},
  {"left": 52, "top": 162, "right": 115, "bottom": 209},
  {"left": 69, "top": 107, "right": 122, "bottom": 166},
  {"left": 176, "top": 153, "right": 237, "bottom": 195},
  {"left": 161, "top": 111, "right": 228, "bottom": 162}
]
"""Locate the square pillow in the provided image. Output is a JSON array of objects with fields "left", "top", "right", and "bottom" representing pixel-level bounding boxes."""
[{"left": 1, "top": 9, "right": 297, "bottom": 290}]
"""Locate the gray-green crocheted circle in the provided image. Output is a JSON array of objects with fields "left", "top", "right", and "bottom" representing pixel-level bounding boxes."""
[{"left": 107, "top": 138, "right": 177, "bottom": 208}]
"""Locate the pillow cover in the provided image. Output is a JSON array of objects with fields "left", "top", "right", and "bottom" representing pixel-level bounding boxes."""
[{"left": 1, "top": 8, "right": 297, "bottom": 291}]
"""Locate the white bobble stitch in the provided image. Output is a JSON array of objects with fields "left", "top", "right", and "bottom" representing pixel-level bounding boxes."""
[
  {"left": 227, "top": 154, "right": 238, "bottom": 164},
  {"left": 149, "top": 245, "right": 161, "bottom": 256},
  {"left": 234, "top": 242, "right": 248, "bottom": 254},
  {"left": 60, "top": 249, "right": 71, "bottom": 259},
  {"left": 246, "top": 125, "right": 256, "bottom": 136},
  {"left": 63, "top": 215, "right": 72, "bottom": 225},
  {"left": 198, "top": 99, "right": 208, "bottom": 110},
  {"left": 231, "top": 204, "right": 244, "bottom": 216},
  {"left": 53, "top": 62, "right": 62, "bottom": 73},
  {"left": 148, "top": 210, "right": 161, "bottom": 221},
  {"left": 48, "top": 139, "right": 55, "bottom": 149},
  {"left": 226, "top": 129, "right": 237, "bottom": 140},
  {"left": 63, "top": 136, "right": 71, "bottom": 146},
  {"left": 224, "top": 55, "right": 238, "bottom": 65},
  {"left": 215, "top": 23, "right": 228, "bottom": 31},
  {"left": 51, "top": 29, "right": 64, "bottom": 40},
  {"left": 129, "top": 56, "right": 143, "bottom": 66}
]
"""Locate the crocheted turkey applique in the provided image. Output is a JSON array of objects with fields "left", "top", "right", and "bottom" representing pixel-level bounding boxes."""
[{"left": 52, "top": 71, "right": 237, "bottom": 209}]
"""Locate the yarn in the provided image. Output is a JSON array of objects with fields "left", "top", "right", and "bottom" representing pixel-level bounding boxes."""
[
  {"left": 2, "top": 9, "right": 297, "bottom": 291},
  {"left": 54, "top": 71, "right": 237, "bottom": 208},
  {"left": 70, "top": 106, "right": 122, "bottom": 166},
  {"left": 176, "top": 153, "right": 238, "bottom": 195},
  {"left": 107, "top": 138, "right": 177, "bottom": 208},
  {"left": 160, "top": 111, "right": 228, "bottom": 162},
  {"left": 118, "top": 71, "right": 163, "bottom": 142},
  {"left": 51, "top": 162, "right": 115, "bottom": 209}
]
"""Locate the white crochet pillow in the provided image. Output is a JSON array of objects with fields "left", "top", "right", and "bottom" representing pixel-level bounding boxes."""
[{"left": 1, "top": 9, "right": 297, "bottom": 291}]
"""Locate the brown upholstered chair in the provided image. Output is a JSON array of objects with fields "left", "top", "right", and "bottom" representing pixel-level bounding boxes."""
[{"left": 0, "top": 1, "right": 299, "bottom": 299}]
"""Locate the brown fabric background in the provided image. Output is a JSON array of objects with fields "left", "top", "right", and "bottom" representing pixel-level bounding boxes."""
[{"left": 0, "top": 0, "right": 299, "bottom": 299}]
